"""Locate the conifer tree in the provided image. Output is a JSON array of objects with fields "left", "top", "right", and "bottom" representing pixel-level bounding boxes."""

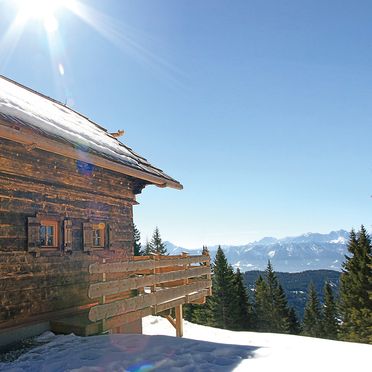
[
  {"left": 302, "top": 282, "right": 323, "bottom": 337},
  {"left": 133, "top": 224, "right": 142, "bottom": 256},
  {"left": 144, "top": 239, "right": 153, "bottom": 255},
  {"left": 191, "top": 298, "right": 213, "bottom": 326},
  {"left": 233, "top": 268, "right": 254, "bottom": 330},
  {"left": 339, "top": 226, "right": 372, "bottom": 343},
  {"left": 254, "top": 275, "right": 271, "bottom": 331},
  {"left": 208, "top": 246, "right": 237, "bottom": 329},
  {"left": 273, "top": 284, "right": 290, "bottom": 333},
  {"left": 259, "top": 261, "right": 291, "bottom": 333},
  {"left": 150, "top": 227, "right": 167, "bottom": 255},
  {"left": 287, "top": 307, "right": 301, "bottom": 335},
  {"left": 321, "top": 282, "right": 339, "bottom": 340}
]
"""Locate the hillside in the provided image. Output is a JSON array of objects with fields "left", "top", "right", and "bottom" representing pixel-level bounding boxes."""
[
  {"left": 243, "top": 269, "right": 341, "bottom": 319},
  {"left": 1, "top": 316, "right": 370, "bottom": 371},
  {"left": 165, "top": 229, "right": 349, "bottom": 272}
]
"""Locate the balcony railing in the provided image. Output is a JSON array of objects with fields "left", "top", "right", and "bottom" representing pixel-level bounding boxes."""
[{"left": 87, "top": 252, "right": 212, "bottom": 336}]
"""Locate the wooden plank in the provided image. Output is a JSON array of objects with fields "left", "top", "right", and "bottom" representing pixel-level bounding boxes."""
[
  {"left": 154, "top": 289, "right": 209, "bottom": 313},
  {"left": 89, "top": 280, "right": 211, "bottom": 322},
  {"left": 187, "top": 289, "right": 209, "bottom": 303},
  {"left": 154, "top": 298, "right": 186, "bottom": 314},
  {"left": 103, "top": 307, "right": 152, "bottom": 332},
  {"left": 0, "top": 139, "right": 136, "bottom": 201},
  {"left": 89, "top": 255, "right": 210, "bottom": 274},
  {"left": 152, "top": 289, "right": 208, "bottom": 315},
  {"left": 88, "top": 266, "right": 211, "bottom": 298}
]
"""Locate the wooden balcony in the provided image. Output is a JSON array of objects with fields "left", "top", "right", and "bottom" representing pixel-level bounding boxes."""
[{"left": 50, "top": 253, "right": 212, "bottom": 337}]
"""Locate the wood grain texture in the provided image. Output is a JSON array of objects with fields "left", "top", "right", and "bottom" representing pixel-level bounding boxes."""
[
  {"left": 89, "top": 280, "right": 212, "bottom": 322},
  {"left": 0, "top": 136, "right": 137, "bottom": 331}
]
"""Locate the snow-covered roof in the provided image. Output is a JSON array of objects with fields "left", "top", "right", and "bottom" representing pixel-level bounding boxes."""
[{"left": 0, "top": 75, "right": 182, "bottom": 190}]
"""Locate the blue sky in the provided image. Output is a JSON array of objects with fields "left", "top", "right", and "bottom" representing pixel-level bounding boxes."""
[{"left": 1, "top": 0, "right": 371, "bottom": 247}]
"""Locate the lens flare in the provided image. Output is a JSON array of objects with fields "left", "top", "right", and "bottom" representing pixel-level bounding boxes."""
[{"left": 0, "top": 0, "right": 183, "bottom": 87}]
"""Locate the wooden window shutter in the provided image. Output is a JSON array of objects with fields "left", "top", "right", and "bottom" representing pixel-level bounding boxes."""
[
  {"left": 64, "top": 219, "right": 73, "bottom": 252},
  {"left": 108, "top": 224, "right": 115, "bottom": 250},
  {"left": 27, "top": 217, "right": 41, "bottom": 253},
  {"left": 83, "top": 222, "right": 93, "bottom": 252}
]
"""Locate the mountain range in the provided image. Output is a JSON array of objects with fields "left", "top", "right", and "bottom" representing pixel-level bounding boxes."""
[{"left": 164, "top": 229, "right": 350, "bottom": 272}]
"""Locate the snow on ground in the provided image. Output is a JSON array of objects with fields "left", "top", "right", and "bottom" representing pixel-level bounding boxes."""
[{"left": 1, "top": 316, "right": 371, "bottom": 372}]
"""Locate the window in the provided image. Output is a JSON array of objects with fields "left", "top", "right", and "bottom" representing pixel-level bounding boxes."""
[
  {"left": 92, "top": 223, "right": 105, "bottom": 248},
  {"left": 39, "top": 220, "right": 59, "bottom": 248}
]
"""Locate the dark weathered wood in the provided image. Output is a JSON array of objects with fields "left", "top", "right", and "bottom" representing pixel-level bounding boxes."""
[
  {"left": 0, "top": 135, "right": 137, "bottom": 332},
  {"left": 83, "top": 222, "right": 93, "bottom": 252},
  {"left": 64, "top": 219, "right": 73, "bottom": 252},
  {"left": 0, "top": 123, "right": 181, "bottom": 189},
  {"left": 0, "top": 139, "right": 137, "bottom": 201},
  {"left": 27, "top": 217, "right": 40, "bottom": 253}
]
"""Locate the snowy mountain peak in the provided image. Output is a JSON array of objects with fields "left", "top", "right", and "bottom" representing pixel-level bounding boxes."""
[{"left": 165, "top": 229, "right": 352, "bottom": 272}]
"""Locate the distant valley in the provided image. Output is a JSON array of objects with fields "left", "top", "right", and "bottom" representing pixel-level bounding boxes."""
[{"left": 165, "top": 229, "right": 349, "bottom": 272}]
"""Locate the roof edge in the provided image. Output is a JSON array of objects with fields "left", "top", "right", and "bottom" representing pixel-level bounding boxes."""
[{"left": 0, "top": 121, "right": 183, "bottom": 190}]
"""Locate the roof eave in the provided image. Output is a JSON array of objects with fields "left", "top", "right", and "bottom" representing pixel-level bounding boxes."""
[{"left": 0, "top": 121, "right": 183, "bottom": 190}]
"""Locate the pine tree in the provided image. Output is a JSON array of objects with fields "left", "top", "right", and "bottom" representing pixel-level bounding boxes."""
[
  {"left": 254, "top": 275, "right": 271, "bottom": 331},
  {"left": 321, "top": 282, "right": 339, "bottom": 340},
  {"left": 191, "top": 298, "right": 213, "bottom": 326},
  {"left": 233, "top": 268, "right": 254, "bottom": 330},
  {"left": 150, "top": 227, "right": 167, "bottom": 255},
  {"left": 208, "top": 246, "right": 237, "bottom": 329},
  {"left": 144, "top": 239, "right": 153, "bottom": 255},
  {"left": 133, "top": 224, "right": 142, "bottom": 256},
  {"left": 273, "top": 284, "right": 290, "bottom": 333},
  {"left": 302, "top": 282, "right": 323, "bottom": 337},
  {"left": 259, "top": 261, "right": 291, "bottom": 333},
  {"left": 339, "top": 226, "right": 372, "bottom": 343},
  {"left": 287, "top": 307, "right": 301, "bottom": 335}
]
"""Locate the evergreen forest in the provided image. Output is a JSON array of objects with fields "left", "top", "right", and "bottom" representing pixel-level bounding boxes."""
[{"left": 134, "top": 225, "right": 372, "bottom": 343}]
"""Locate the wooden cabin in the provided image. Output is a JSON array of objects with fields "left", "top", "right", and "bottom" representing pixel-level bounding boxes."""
[{"left": 0, "top": 76, "right": 211, "bottom": 347}]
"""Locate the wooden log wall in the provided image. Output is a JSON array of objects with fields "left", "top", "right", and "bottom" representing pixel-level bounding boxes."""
[
  {"left": 0, "top": 137, "right": 143, "bottom": 330},
  {"left": 0, "top": 252, "right": 100, "bottom": 329}
]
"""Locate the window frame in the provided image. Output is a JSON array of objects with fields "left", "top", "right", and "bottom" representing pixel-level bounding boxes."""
[
  {"left": 92, "top": 222, "right": 105, "bottom": 249},
  {"left": 39, "top": 219, "right": 59, "bottom": 249}
]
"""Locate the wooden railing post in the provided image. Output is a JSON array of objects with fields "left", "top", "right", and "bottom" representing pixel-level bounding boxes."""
[
  {"left": 175, "top": 304, "right": 183, "bottom": 337},
  {"left": 204, "top": 248, "right": 212, "bottom": 296}
]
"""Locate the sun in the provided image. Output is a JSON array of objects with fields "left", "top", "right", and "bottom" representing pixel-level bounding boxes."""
[{"left": 15, "top": 0, "right": 75, "bottom": 33}]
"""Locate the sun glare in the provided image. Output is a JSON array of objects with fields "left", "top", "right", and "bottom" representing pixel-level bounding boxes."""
[
  {"left": 1, "top": 0, "right": 181, "bottom": 87},
  {"left": 15, "top": 0, "right": 75, "bottom": 32}
]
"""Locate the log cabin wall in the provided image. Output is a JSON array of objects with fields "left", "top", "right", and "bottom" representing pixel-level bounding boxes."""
[{"left": 0, "top": 137, "right": 141, "bottom": 331}]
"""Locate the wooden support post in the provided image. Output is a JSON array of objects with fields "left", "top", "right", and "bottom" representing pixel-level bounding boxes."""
[
  {"left": 165, "top": 315, "right": 176, "bottom": 329},
  {"left": 175, "top": 304, "right": 183, "bottom": 337}
]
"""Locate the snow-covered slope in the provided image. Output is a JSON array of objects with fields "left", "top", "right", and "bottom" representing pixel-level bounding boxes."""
[
  {"left": 1, "top": 316, "right": 370, "bottom": 372},
  {"left": 165, "top": 230, "right": 350, "bottom": 272}
]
